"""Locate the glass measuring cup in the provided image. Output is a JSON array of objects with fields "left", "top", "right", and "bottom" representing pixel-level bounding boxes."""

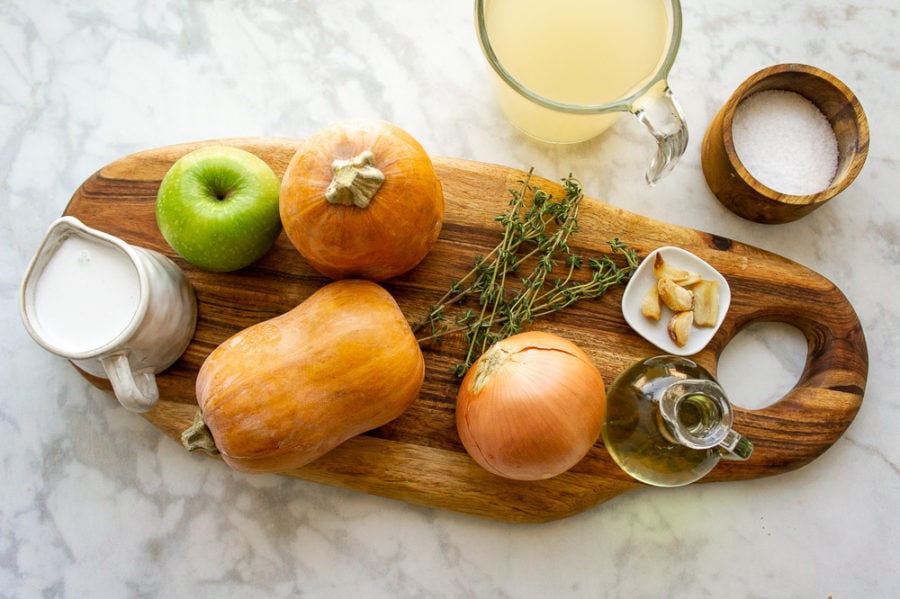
[{"left": 475, "top": 0, "right": 689, "bottom": 184}]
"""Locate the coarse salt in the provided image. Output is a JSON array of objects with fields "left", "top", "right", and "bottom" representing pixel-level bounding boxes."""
[{"left": 731, "top": 89, "right": 838, "bottom": 195}]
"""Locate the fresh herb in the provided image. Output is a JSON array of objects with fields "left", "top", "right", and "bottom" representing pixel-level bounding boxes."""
[{"left": 414, "top": 169, "right": 640, "bottom": 376}]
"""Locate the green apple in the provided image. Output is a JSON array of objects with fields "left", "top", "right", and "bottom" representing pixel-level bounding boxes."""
[{"left": 156, "top": 145, "right": 282, "bottom": 272}]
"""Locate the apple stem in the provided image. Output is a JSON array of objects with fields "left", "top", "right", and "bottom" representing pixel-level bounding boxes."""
[{"left": 325, "top": 150, "right": 385, "bottom": 208}]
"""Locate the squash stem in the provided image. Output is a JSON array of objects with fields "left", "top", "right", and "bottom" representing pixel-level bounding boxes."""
[
  {"left": 181, "top": 410, "right": 220, "bottom": 455},
  {"left": 325, "top": 150, "right": 385, "bottom": 208}
]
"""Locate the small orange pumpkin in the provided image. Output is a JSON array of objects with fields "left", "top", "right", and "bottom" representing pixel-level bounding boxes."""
[
  {"left": 188, "top": 279, "right": 425, "bottom": 474},
  {"left": 280, "top": 119, "right": 444, "bottom": 281}
]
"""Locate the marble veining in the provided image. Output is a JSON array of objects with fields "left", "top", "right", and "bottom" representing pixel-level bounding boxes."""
[{"left": 2, "top": 1, "right": 898, "bottom": 597}]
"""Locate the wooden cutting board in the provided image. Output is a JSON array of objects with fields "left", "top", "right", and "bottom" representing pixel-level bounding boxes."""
[{"left": 63, "top": 138, "right": 867, "bottom": 523}]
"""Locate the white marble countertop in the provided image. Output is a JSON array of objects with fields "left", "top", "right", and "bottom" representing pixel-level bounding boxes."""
[{"left": 3, "top": 1, "right": 897, "bottom": 597}]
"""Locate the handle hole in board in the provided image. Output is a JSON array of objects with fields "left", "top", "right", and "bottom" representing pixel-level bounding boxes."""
[{"left": 716, "top": 321, "right": 807, "bottom": 411}]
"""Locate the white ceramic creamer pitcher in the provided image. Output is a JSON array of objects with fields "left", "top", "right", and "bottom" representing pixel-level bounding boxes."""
[{"left": 20, "top": 216, "right": 197, "bottom": 413}]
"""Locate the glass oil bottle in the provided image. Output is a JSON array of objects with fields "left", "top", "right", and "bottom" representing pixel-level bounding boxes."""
[{"left": 602, "top": 355, "right": 753, "bottom": 487}]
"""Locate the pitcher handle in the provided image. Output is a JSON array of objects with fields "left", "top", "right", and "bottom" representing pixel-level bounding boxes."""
[
  {"left": 631, "top": 80, "right": 689, "bottom": 185},
  {"left": 718, "top": 429, "right": 754, "bottom": 461},
  {"left": 100, "top": 353, "right": 159, "bottom": 413}
]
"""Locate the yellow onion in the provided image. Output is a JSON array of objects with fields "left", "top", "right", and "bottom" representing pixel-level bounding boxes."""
[{"left": 455, "top": 331, "right": 607, "bottom": 481}]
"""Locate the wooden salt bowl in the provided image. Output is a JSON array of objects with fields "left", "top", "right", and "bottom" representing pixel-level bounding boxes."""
[{"left": 701, "top": 63, "right": 869, "bottom": 224}]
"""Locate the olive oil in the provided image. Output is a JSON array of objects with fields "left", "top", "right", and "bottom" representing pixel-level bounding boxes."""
[{"left": 602, "top": 355, "right": 752, "bottom": 487}]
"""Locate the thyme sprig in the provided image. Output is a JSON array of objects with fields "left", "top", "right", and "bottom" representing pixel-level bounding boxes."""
[{"left": 414, "top": 169, "right": 640, "bottom": 376}]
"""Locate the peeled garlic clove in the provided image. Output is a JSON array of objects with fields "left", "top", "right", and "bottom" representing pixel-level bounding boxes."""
[
  {"left": 668, "top": 310, "right": 694, "bottom": 347},
  {"left": 658, "top": 278, "right": 694, "bottom": 312},
  {"left": 653, "top": 253, "right": 701, "bottom": 285},
  {"left": 640, "top": 284, "right": 662, "bottom": 320},
  {"left": 691, "top": 279, "right": 720, "bottom": 327}
]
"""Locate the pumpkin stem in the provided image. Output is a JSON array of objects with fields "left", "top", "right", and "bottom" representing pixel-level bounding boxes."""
[
  {"left": 325, "top": 150, "right": 385, "bottom": 208},
  {"left": 181, "top": 410, "right": 220, "bottom": 455}
]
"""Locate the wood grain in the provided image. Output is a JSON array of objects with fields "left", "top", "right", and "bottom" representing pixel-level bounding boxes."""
[{"left": 63, "top": 138, "right": 868, "bottom": 523}]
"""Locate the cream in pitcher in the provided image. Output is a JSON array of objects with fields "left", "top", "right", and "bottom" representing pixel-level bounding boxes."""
[
  {"left": 32, "top": 235, "right": 142, "bottom": 352},
  {"left": 21, "top": 217, "right": 197, "bottom": 413},
  {"left": 476, "top": 0, "right": 688, "bottom": 184}
]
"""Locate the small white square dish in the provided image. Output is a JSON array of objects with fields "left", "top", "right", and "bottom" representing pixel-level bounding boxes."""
[{"left": 621, "top": 246, "right": 731, "bottom": 356}]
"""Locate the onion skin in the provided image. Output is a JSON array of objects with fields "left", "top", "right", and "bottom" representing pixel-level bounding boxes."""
[{"left": 455, "top": 331, "right": 607, "bottom": 481}]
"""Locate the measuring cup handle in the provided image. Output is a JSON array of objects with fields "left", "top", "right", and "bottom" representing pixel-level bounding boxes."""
[
  {"left": 631, "top": 80, "right": 689, "bottom": 185},
  {"left": 100, "top": 353, "right": 159, "bottom": 413}
]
